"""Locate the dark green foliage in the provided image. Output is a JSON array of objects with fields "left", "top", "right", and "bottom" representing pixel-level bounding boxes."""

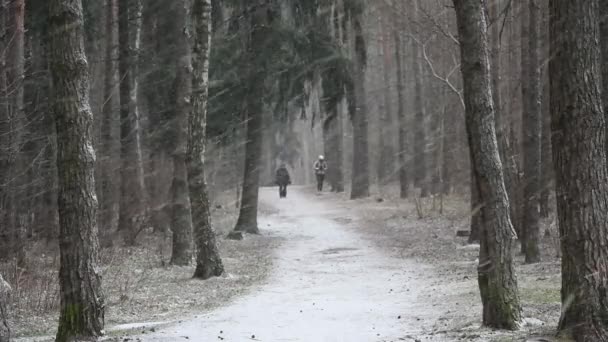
[{"left": 206, "top": 0, "right": 359, "bottom": 139}]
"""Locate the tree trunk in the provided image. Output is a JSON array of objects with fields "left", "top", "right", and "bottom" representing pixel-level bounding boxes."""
[
  {"left": 323, "top": 108, "right": 344, "bottom": 192},
  {"left": 49, "top": 0, "right": 105, "bottom": 340},
  {"left": 0, "top": 273, "right": 9, "bottom": 342},
  {"left": 522, "top": 0, "right": 542, "bottom": 264},
  {"left": 0, "top": 0, "right": 9, "bottom": 260},
  {"left": 412, "top": 0, "right": 427, "bottom": 198},
  {"left": 190, "top": 0, "right": 223, "bottom": 279},
  {"left": 452, "top": 0, "right": 522, "bottom": 329},
  {"left": 377, "top": 10, "right": 394, "bottom": 186},
  {"left": 118, "top": 0, "right": 147, "bottom": 245},
  {"left": 539, "top": 0, "right": 552, "bottom": 219},
  {"left": 232, "top": 2, "right": 270, "bottom": 234},
  {"left": 468, "top": 165, "right": 481, "bottom": 243},
  {"left": 6, "top": 0, "right": 25, "bottom": 266},
  {"left": 350, "top": 13, "right": 370, "bottom": 200},
  {"left": 99, "top": 0, "right": 118, "bottom": 247},
  {"left": 550, "top": 0, "right": 608, "bottom": 339},
  {"left": 170, "top": 0, "right": 194, "bottom": 266},
  {"left": 602, "top": 0, "right": 608, "bottom": 154},
  {"left": 394, "top": 25, "right": 408, "bottom": 199}
]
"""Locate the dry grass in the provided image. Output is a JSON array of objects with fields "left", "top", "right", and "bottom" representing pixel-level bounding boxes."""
[{"left": 3, "top": 190, "right": 283, "bottom": 339}]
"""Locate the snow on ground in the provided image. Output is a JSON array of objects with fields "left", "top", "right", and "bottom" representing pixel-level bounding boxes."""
[
  {"left": 15, "top": 185, "right": 563, "bottom": 342},
  {"left": 134, "top": 187, "right": 446, "bottom": 342}
]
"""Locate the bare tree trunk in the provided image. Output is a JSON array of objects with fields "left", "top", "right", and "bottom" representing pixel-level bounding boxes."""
[
  {"left": 394, "top": 24, "right": 408, "bottom": 199},
  {"left": 452, "top": 0, "right": 522, "bottom": 329},
  {"left": 412, "top": 0, "right": 427, "bottom": 197},
  {"left": 0, "top": 273, "right": 9, "bottom": 342},
  {"left": 468, "top": 164, "right": 481, "bottom": 243},
  {"left": 522, "top": 0, "right": 541, "bottom": 264},
  {"left": 349, "top": 13, "right": 370, "bottom": 200},
  {"left": 232, "top": 2, "right": 270, "bottom": 234},
  {"left": 170, "top": 0, "right": 194, "bottom": 266},
  {"left": 377, "top": 8, "right": 394, "bottom": 186},
  {"left": 601, "top": 0, "right": 608, "bottom": 154},
  {"left": 323, "top": 108, "right": 344, "bottom": 192},
  {"left": 49, "top": 0, "right": 105, "bottom": 339},
  {"left": 190, "top": 0, "right": 223, "bottom": 279},
  {"left": 99, "top": 0, "right": 118, "bottom": 247},
  {"left": 6, "top": 0, "right": 25, "bottom": 266},
  {"left": 118, "top": 0, "right": 147, "bottom": 245},
  {"left": 550, "top": 0, "right": 608, "bottom": 339},
  {"left": 539, "top": 0, "right": 552, "bottom": 219},
  {"left": 0, "top": 0, "right": 9, "bottom": 259}
]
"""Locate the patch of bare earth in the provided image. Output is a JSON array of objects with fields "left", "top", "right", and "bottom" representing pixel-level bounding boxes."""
[
  {"left": 5, "top": 192, "right": 282, "bottom": 340},
  {"left": 314, "top": 186, "right": 561, "bottom": 342}
]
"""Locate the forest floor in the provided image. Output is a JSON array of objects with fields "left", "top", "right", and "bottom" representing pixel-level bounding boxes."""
[
  {"left": 8, "top": 191, "right": 282, "bottom": 341},
  {"left": 125, "top": 186, "right": 561, "bottom": 342},
  {"left": 10, "top": 185, "right": 562, "bottom": 342}
]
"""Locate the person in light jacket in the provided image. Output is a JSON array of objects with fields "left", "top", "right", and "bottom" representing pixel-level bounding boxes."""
[{"left": 313, "top": 155, "right": 327, "bottom": 192}]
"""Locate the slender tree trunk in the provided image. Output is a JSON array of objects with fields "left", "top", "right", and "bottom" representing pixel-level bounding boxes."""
[
  {"left": 539, "top": 0, "right": 551, "bottom": 218},
  {"left": 522, "top": 0, "right": 541, "bottom": 264},
  {"left": 394, "top": 25, "right": 408, "bottom": 199},
  {"left": 452, "top": 0, "right": 522, "bottom": 329},
  {"left": 49, "top": 0, "right": 105, "bottom": 340},
  {"left": 232, "top": 2, "right": 270, "bottom": 234},
  {"left": 99, "top": 0, "right": 118, "bottom": 247},
  {"left": 601, "top": 0, "right": 608, "bottom": 154},
  {"left": 323, "top": 109, "right": 343, "bottom": 192},
  {"left": 6, "top": 0, "right": 25, "bottom": 266},
  {"left": 118, "top": 0, "right": 147, "bottom": 245},
  {"left": 350, "top": 13, "right": 370, "bottom": 199},
  {"left": 0, "top": 273, "right": 9, "bottom": 342},
  {"left": 550, "top": 0, "right": 608, "bottom": 339},
  {"left": 170, "top": 0, "right": 194, "bottom": 266},
  {"left": 412, "top": 0, "right": 427, "bottom": 197},
  {"left": 377, "top": 10, "right": 394, "bottom": 186},
  {"left": 0, "top": 0, "right": 8, "bottom": 259},
  {"left": 190, "top": 0, "right": 223, "bottom": 279}
]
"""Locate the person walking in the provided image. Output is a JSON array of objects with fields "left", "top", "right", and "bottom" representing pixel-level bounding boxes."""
[
  {"left": 313, "top": 155, "right": 328, "bottom": 192},
  {"left": 275, "top": 163, "right": 291, "bottom": 198}
]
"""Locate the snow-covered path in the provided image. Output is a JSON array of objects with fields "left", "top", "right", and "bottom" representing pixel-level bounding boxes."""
[{"left": 140, "top": 187, "right": 424, "bottom": 342}]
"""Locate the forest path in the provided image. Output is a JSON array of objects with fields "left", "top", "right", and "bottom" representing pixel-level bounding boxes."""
[{"left": 139, "top": 186, "right": 429, "bottom": 342}]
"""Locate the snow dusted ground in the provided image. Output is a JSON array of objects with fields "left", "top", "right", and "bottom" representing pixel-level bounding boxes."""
[
  {"left": 15, "top": 185, "right": 561, "bottom": 342},
  {"left": 137, "top": 187, "right": 435, "bottom": 342}
]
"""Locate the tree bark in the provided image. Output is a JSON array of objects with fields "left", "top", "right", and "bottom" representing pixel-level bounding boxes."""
[
  {"left": 394, "top": 24, "right": 408, "bottom": 199},
  {"left": 6, "top": 0, "right": 25, "bottom": 266},
  {"left": 232, "top": 2, "right": 270, "bottom": 234},
  {"left": 118, "top": 0, "right": 147, "bottom": 245},
  {"left": 539, "top": 0, "right": 552, "bottom": 219},
  {"left": 323, "top": 108, "right": 344, "bottom": 192},
  {"left": 452, "top": 0, "right": 522, "bottom": 329},
  {"left": 550, "top": 0, "right": 608, "bottom": 339},
  {"left": 350, "top": 12, "right": 370, "bottom": 200},
  {"left": 522, "top": 0, "right": 541, "bottom": 264},
  {"left": 412, "top": 0, "right": 427, "bottom": 198},
  {"left": 377, "top": 8, "right": 394, "bottom": 186},
  {"left": 190, "top": 0, "right": 224, "bottom": 279},
  {"left": 170, "top": 0, "right": 194, "bottom": 266},
  {"left": 602, "top": 0, "right": 608, "bottom": 153},
  {"left": 468, "top": 164, "right": 481, "bottom": 243},
  {"left": 0, "top": 273, "right": 9, "bottom": 342},
  {"left": 49, "top": 0, "right": 105, "bottom": 339},
  {"left": 99, "top": 0, "right": 118, "bottom": 247}
]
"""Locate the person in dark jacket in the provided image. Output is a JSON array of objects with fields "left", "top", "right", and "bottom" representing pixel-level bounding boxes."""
[{"left": 275, "top": 164, "right": 291, "bottom": 198}]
